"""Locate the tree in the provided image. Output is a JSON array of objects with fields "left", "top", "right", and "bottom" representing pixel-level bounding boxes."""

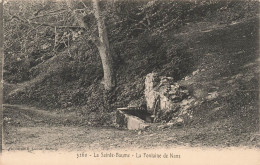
[
  {"left": 92, "top": 0, "right": 115, "bottom": 91},
  {"left": 66, "top": 0, "right": 115, "bottom": 91},
  {"left": 0, "top": 0, "right": 3, "bottom": 152}
]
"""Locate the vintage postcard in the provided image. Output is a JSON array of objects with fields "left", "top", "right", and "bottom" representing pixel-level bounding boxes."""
[{"left": 0, "top": 0, "right": 260, "bottom": 164}]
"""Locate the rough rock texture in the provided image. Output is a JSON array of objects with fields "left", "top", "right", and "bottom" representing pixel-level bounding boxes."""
[
  {"left": 145, "top": 72, "right": 194, "bottom": 124},
  {"left": 144, "top": 72, "right": 160, "bottom": 112}
]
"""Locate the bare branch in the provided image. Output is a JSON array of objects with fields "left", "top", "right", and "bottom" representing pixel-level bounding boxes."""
[
  {"left": 29, "top": 21, "right": 83, "bottom": 29},
  {"left": 33, "top": 3, "right": 49, "bottom": 16},
  {"left": 66, "top": 0, "right": 87, "bottom": 29},
  {"left": 29, "top": 9, "right": 67, "bottom": 20},
  {"left": 54, "top": 26, "right": 57, "bottom": 50},
  {"left": 65, "top": 0, "right": 101, "bottom": 48}
]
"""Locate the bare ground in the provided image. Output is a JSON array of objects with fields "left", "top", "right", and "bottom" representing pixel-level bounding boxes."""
[{"left": 3, "top": 104, "right": 260, "bottom": 152}]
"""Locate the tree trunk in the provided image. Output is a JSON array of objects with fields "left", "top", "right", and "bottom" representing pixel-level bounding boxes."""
[
  {"left": 66, "top": 0, "right": 115, "bottom": 91},
  {"left": 92, "top": 0, "right": 115, "bottom": 91},
  {"left": 0, "top": 0, "right": 3, "bottom": 152}
]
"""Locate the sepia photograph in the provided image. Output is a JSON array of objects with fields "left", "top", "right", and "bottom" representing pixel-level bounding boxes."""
[{"left": 1, "top": 0, "right": 260, "bottom": 164}]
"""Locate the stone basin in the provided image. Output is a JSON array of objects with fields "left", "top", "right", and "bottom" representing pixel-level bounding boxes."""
[{"left": 116, "top": 107, "right": 152, "bottom": 130}]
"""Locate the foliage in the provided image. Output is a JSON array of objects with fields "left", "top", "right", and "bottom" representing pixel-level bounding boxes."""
[{"left": 3, "top": 0, "right": 259, "bottom": 125}]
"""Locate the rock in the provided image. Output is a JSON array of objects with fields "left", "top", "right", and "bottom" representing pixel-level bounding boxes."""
[
  {"left": 143, "top": 72, "right": 199, "bottom": 125},
  {"left": 214, "top": 101, "right": 219, "bottom": 105},
  {"left": 139, "top": 124, "right": 150, "bottom": 130},
  {"left": 157, "top": 125, "right": 169, "bottom": 129},
  {"left": 166, "top": 122, "right": 174, "bottom": 127},
  {"left": 184, "top": 76, "right": 191, "bottom": 80},
  {"left": 175, "top": 118, "right": 184, "bottom": 126},
  {"left": 206, "top": 91, "right": 219, "bottom": 100},
  {"left": 180, "top": 98, "right": 195, "bottom": 106},
  {"left": 192, "top": 69, "right": 199, "bottom": 76},
  {"left": 144, "top": 72, "right": 194, "bottom": 123},
  {"left": 193, "top": 89, "right": 208, "bottom": 98},
  {"left": 145, "top": 72, "right": 160, "bottom": 112},
  {"left": 163, "top": 137, "right": 177, "bottom": 142},
  {"left": 194, "top": 101, "right": 199, "bottom": 105}
]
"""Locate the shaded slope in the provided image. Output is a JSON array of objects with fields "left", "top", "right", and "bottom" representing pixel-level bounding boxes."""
[{"left": 4, "top": 7, "right": 259, "bottom": 132}]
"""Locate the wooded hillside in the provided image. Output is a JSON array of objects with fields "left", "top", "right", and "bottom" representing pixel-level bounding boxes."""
[{"left": 3, "top": 0, "right": 259, "bottom": 129}]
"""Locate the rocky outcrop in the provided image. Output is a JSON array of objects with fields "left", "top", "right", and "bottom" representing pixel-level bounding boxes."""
[
  {"left": 145, "top": 72, "right": 195, "bottom": 124},
  {"left": 144, "top": 72, "right": 161, "bottom": 112}
]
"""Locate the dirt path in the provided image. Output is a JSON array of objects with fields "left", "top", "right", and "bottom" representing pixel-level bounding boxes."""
[
  {"left": 3, "top": 104, "right": 259, "bottom": 152},
  {"left": 3, "top": 104, "right": 180, "bottom": 151}
]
